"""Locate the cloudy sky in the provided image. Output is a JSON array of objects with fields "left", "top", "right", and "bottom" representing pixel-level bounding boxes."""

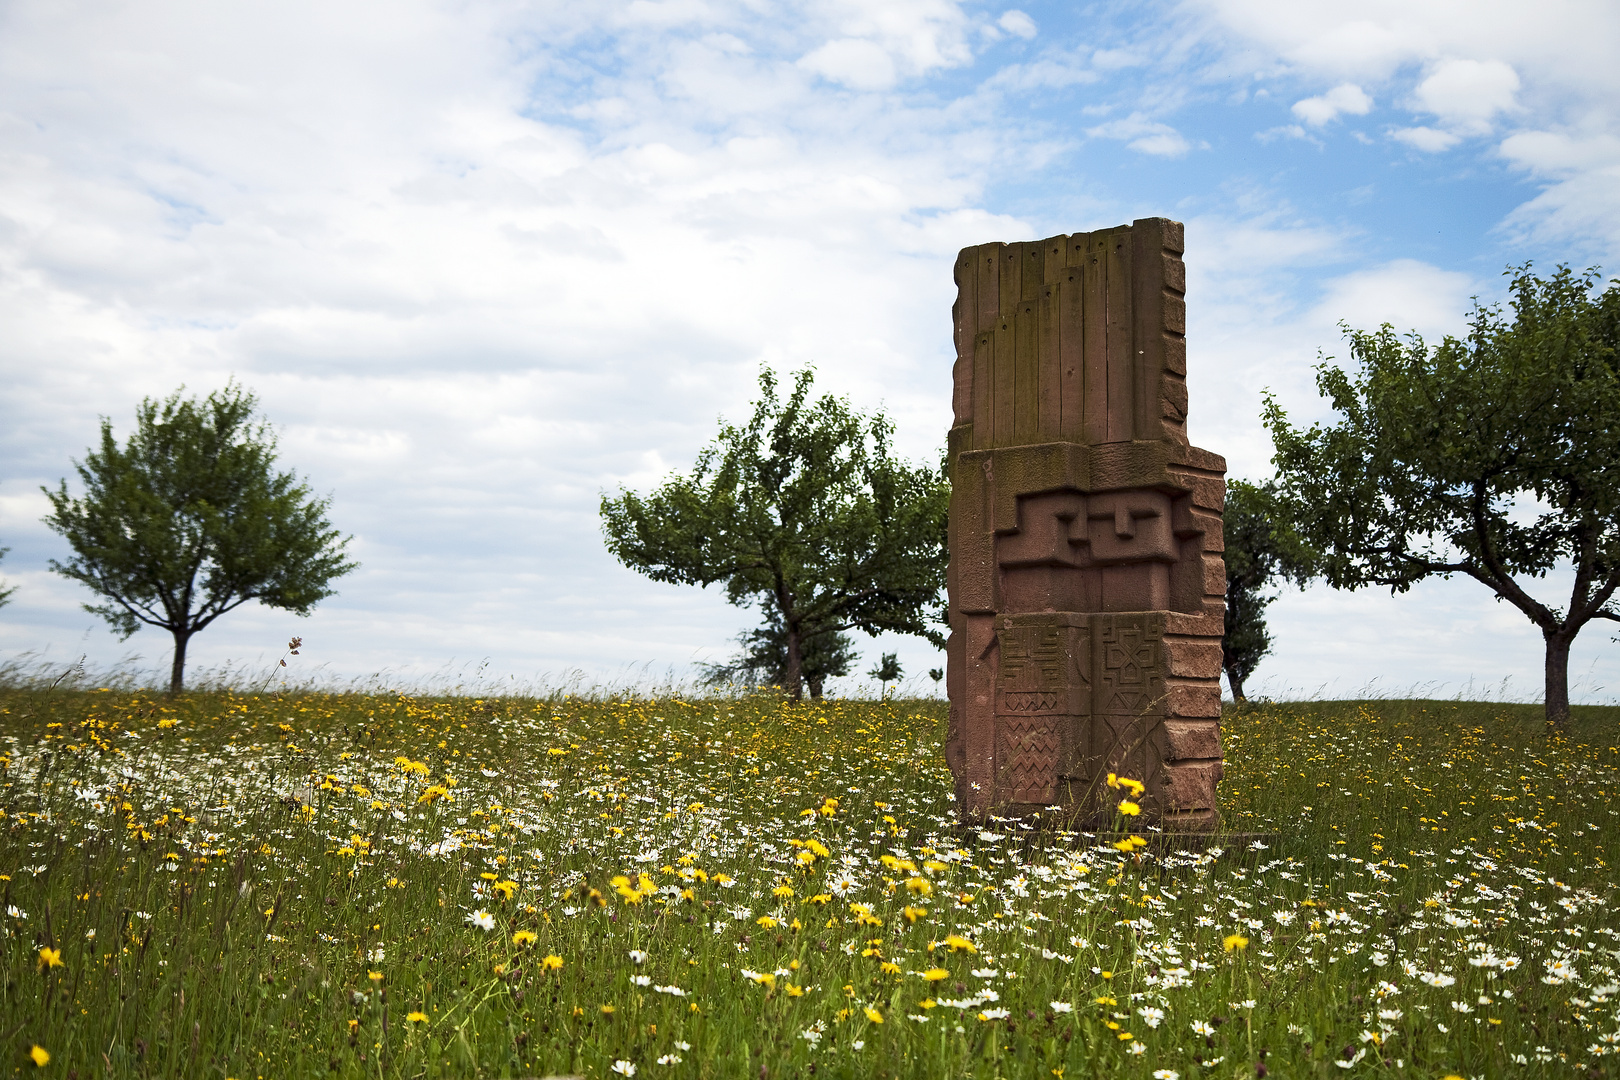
[{"left": 2, "top": 0, "right": 1617, "bottom": 700}]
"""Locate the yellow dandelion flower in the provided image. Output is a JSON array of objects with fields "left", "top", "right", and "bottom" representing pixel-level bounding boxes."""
[
  {"left": 905, "top": 876, "right": 932, "bottom": 896},
  {"left": 879, "top": 961, "right": 902, "bottom": 975},
  {"left": 37, "top": 947, "right": 62, "bottom": 970},
  {"left": 600, "top": 1004, "right": 616, "bottom": 1015},
  {"left": 542, "top": 954, "right": 564, "bottom": 970},
  {"left": 1117, "top": 800, "right": 1141, "bottom": 816},
  {"left": 512, "top": 930, "right": 538, "bottom": 946},
  {"left": 757, "top": 916, "right": 778, "bottom": 929},
  {"left": 406, "top": 1011, "right": 428, "bottom": 1023},
  {"left": 944, "top": 933, "right": 977, "bottom": 953},
  {"left": 903, "top": 905, "right": 928, "bottom": 923},
  {"left": 368, "top": 971, "right": 383, "bottom": 982},
  {"left": 1223, "top": 934, "right": 1249, "bottom": 952},
  {"left": 864, "top": 1006, "right": 884, "bottom": 1024},
  {"left": 785, "top": 983, "right": 805, "bottom": 997},
  {"left": 772, "top": 884, "right": 795, "bottom": 899},
  {"left": 29, "top": 1046, "right": 48, "bottom": 1067},
  {"left": 922, "top": 967, "right": 950, "bottom": 981}
]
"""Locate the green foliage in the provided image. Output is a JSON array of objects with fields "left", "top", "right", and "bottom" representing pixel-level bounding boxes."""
[
  {"left": 3, "top": 686, "right": 1616, "bottom": 1079},
  {"left": 867, "top": 651, "right": 902, "bottom": 686},
  {"left": 699, "top": 617, "right": 858, "bottom": 699},
  {"left": 601, "top": 368, "right": 948, "bottom": 699},
  {"left": 1221, "top": 480, "right": 1316, "bottom": 702},
  {"left": 1264, "top": 264, "right": 1620, "bottom": 724},
  {"left": 41, "top": 383, "right": 358, "bottom": 694}
]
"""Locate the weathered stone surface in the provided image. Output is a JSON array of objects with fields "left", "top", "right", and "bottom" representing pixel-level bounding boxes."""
[{"left": 945, "top": 218, "right": 1227, "bottom": 830}]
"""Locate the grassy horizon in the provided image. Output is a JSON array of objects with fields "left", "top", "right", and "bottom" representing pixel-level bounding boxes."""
[{"left": 1, "top": 685, "right": 1617, "bottom": 1078}]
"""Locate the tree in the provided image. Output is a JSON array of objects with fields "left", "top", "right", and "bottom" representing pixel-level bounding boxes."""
[
  {"left": 867, "top": 651, "right": 902, "bottom": 698},
  {"left": 42, "top": 383, "right": 358, "bottom": 695},
  {"left": 601, "top": 367, "right": 948, "bottom": 700},
  {"left": 0, "top": 545, "right": 14, "bottom": 609},
  {"left": 1221, "top": 479, "right": 1315, "bottom": 703},
  {"left": 1264, "top": 265, "right": 1620, "bottom": 725},
  {"left": 699, "top": 617, "right": 858, "bottom": 699}
]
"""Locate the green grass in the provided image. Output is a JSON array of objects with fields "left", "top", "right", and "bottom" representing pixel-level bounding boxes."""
[{"left": 1, "top": 686, "right": 1617, "bottom": 1078}]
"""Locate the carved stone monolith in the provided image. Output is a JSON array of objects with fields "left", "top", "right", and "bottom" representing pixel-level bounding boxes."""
[{"left": 944, "top": 218, "right": 1227, "bottom": 831}]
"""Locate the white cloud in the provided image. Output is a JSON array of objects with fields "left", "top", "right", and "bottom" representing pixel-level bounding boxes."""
[
  {"left": 1309, "top": 259, "right": 1475, "bottom": 345},
  {"left": 1391, "top": 125, "right": 1461, "bottom": 152},
  {"left": 1290, "top": 83, "right": 1371, "bottom": 126},
  {"left": 998, "top": 10, "right": 1037, "bottom": 39},
  {"left": 1498, "top": 130, "right": 1620, "bottom": 177},
  {"left": 1411, "top": 58, "right": 1519, "bottom": 133},
  {"left": 802, "top": 0, "right": 975, "bottom": 78},
  {"left": 1086, "top": 114, "right": 1193, "bottom": 157},
  {"left": 1192, "top": 1, "right": 1620, "bottom": 254},
  {"left": 799, "top": 37, "right": 899, "bottom": 90}
]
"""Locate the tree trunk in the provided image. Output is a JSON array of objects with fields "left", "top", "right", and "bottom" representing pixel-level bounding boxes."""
[
  {"left": 1225, "top": 665, "right": 1247, "bottom": 705},
  {"left": 1543, "top": 630, "right": 1572, "bottom": 726},
  {"left": 784, "top": 623, "right": 804, "bottom": 701},
  {"left": 169, "top": 628, "right": 191, "bottom": 696}
]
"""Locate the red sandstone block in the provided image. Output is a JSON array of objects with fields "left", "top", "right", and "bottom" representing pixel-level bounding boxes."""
[
  {"left": 1162, "top": 296, "right": 1186, "bottom": 335},
  {"left": 1168, "top": 681, "right": 1222, "bottom": 718},
  {"left": 1163, "top": 335, "right": 1187, "bottom": 376},
  {"left": 1162, "top": 719, "right": 1222, "bottom": 761},
  {"left": 1161, "top": 253, "right": 1186, "bottom": 294},
  {"left": 1162, "top": 761, "right": 1220, "bottom": 810},
  {"left": 1161, "top": 379, "right": 1188, "bottom": 419},
  {"left": 1167, "top": 640, "right": 1222, "bottom": 679},
  {"left": 1174, "top": 475, "right": 1224, "bottom": 511},
  {"left": 1165, "top": 601, "right": 1224, "bottom": 637}
]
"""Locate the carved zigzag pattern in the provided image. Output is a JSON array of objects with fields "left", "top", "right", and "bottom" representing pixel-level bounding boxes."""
[{"left": 999, "top": 716, "right": 1058, "bottom": 802}]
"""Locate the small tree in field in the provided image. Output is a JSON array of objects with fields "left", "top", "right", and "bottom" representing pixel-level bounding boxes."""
[
  {"left": 601, "top": 368, "right": 948, "bottom": 700},
  {"left": 699, "top": 616, "right": 859, "bottom": 699},
  {"left": 1265, "top": 265, "right": 1620, "bottom": 725},
  {"left": 1222, "top": 479, "right": 1316, "bottom": 703},
  {"left": 42, "top": 384, "right": 358, "bottom": 694},
  {"left": 867, "top": 651, "right": 902, "bottom": 699}
]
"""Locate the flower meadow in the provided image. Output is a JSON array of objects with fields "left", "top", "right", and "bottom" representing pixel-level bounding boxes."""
[{"left": 0, "top": 685, "right": 1617, "bottom": 1079}]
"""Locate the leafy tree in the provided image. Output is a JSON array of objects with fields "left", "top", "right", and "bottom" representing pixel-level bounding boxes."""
[
  {"left": 1221, "top": 479, "right": 1315, "bottom": 703},
  {"left": 42, "top": 384, "right": 358, "bottom": 695},
  {"left": 1264, "top": 265, "right": 1620, "bottom": 725},
  {"left": 867, "top": 651, "right": 902, "bottom": 698},
  {"left": 601, "top": 367, "right": 948, "bottom": 700},
  {"left": 699, "top": 617, "right": 858, "bottom": 699}
]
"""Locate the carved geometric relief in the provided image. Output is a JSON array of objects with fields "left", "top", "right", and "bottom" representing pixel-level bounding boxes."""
[
  {"left": 995, "top": 619, "right": 1089, "bottom": 717},
  {"left": 997, "top": 714, "right": 1062, "bottom": 804},
  {"left": 1095, "top": 614, "right": 1165, "bottom": 716}
]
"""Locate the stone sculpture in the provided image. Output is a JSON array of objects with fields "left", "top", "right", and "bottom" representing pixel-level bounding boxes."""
[{"left": 944, "top": 218, "right": 1227, "bottom": 831}]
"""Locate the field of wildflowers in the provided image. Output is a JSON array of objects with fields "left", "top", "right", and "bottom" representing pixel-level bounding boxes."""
[{"left": 0, "top": 683, "right": 1616, "bottom": 1079}]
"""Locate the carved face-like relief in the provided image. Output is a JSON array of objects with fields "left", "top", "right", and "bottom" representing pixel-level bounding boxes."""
[{"left": 1084, "top": 492, "right": 1174, "bottom": 565}]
